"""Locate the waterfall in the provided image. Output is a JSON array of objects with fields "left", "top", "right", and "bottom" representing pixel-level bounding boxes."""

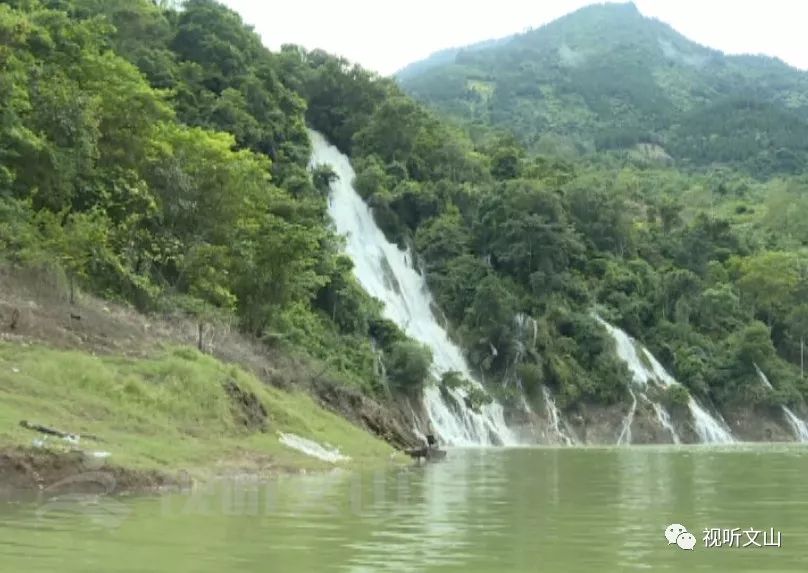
[
  {"left": 542, "top": 386, "right": 575, "bottom": 445},
  {"left": 782, "top": 409, "right": 808, "bottom": 442},
  {"left": 309, "top": 130, "right": 517, "bottom": 446},
  {"left": 514, "top": 313, "right": 538, "bottom": 348},
  {"left": 596, "top": 316, "right": 734, "bottom": 444},
  {"left": 616, "top": 388, "right": 637, "bottom": 445},
  {"left": 755, "top": 365, "right": 808, "bottom": 442},
  {"left": 648, "top": 397, "right": 680, "bottom": 444}
]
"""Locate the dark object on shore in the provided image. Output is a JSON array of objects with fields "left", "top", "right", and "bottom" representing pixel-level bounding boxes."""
[
  {"left": 405, "top": 446, "right": 447, "bottom": 461},
  {"left": 9, "top": 308, "right": 20, "bottom": 330},
  {"left": 405, "top": 434, "right": 446, "bottom": 461},
  {"left": 19, "top": 420, "right": 104, "bottom": 442},
  {"left": 69, "top": 313, "right": 81, "bottom": 321}
]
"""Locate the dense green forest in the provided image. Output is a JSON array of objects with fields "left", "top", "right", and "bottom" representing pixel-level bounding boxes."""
[
  {"left": 399, "top": 3, "right": 808, "bottom": 178},
  {"left": 1, "top": 0, "right": 806, "bottom": 422},
  {"left": 0, "top": 0, "right": 403, "bottom": 394}
]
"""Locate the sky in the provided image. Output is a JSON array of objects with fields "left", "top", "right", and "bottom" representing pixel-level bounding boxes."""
[{"left": 219, "top": 0, "right": 808, "bottom": 76}]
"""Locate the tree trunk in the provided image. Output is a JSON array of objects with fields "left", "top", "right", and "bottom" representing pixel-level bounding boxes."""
[
  {"left": 801, "top": 336, "right": 804, "bottom": 380},
  {"left": 69, "top": 274, "right": 75, "bottom": 305},
  {"left": 197, "top": 322, "right": 204, "bottom": 352}
]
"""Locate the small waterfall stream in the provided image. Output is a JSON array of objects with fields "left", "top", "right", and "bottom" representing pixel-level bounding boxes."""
[
  {"left": 596, "top": 316, "right": 734, "bottom": 444},
  {"left": 542, "top": 386, "right": 575, "bottom": 445},
  {"left": 310, "top": 130, "right": 517, "bottom": 446},
  {"left": 648, "top": 397, "right": 680, "bottom": 444},
  {"left": 755, "top": 365, "right": 808, "bottom": 442},
  {"left": 616, "top": 388, "right": 637, "bottom": 445}
]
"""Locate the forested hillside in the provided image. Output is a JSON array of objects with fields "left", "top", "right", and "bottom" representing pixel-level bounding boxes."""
[
  {"left": 1, "top": 0, "right": 806, "bottom": 426},
  {"left": 0, "top": 0, "right": 415, "bottom": 397},
  {"left": 399, "top": 3, "right": 808, "bottom": 177}
]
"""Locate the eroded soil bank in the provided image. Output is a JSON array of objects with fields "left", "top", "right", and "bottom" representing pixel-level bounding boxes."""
[{"left": 0, "top": 447, "right": 180, "bottom": 497}]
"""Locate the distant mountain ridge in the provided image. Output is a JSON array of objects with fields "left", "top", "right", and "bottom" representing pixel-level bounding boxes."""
[
  {"left": 397, "top": 2, "right": 808, "bottom": 176},
  {"left": 395, "top": 37, "right": 510, "bottom": 81}
]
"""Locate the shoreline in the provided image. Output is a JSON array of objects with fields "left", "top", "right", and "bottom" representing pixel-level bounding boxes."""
[
  {"left": 0, "top": 445, "right": 405, "bottom": 499},
  {"left": 0, "top": 341, "right": 402, "bottom": 498},
  {"left": 0, "top": 446, "right": 180, "bottom": 497}
]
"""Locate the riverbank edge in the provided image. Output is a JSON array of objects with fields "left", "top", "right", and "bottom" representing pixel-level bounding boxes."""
[
  {"left": 0, "top": 264, "right": 421, "bottom": 496},
  {"left": 0, "top": 444, "right": 405, "bottom": 497},
  {"left": 0, "top": 446, "right": 180, "bottom": 495}
]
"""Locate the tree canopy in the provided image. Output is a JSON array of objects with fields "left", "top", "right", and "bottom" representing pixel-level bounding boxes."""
[{"left": 2, "top": 0, "right": 806, "bottom": 416}]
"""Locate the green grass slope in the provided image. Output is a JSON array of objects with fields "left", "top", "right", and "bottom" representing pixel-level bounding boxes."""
[{"left": 0, "top": 344, "right": 394, "bottom": 474}]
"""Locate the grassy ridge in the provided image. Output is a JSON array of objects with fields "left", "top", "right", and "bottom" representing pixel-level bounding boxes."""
[{"left": 0, "top": 344, "right": 394, "bottom": 474}]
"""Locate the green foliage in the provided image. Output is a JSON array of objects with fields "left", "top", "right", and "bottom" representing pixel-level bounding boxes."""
[
  {"left": 438, "top": 371, "right": 494, "bottom": 413},
  {"left": 440, "top": 370, "right": 465, "bottom": 390},
  {"left": 0, "top": 0, "right": 394, "bottom": 396},
  {"left": 399, "top": 3, "right": 808, "bottom": 177},
  {"left": 516, "top": 363, "right": 543, "bottom": 396},
  {"left": 311, "top": 164, "right": 337, "bottom": 194},
  {"left": 464, "top": 385, "right": 494, "bottom": 414},
  {"left": 735, "top": 251, "right": 803, "bottom": 325},
  {"left": 270, "top": 16, "right": 808, "bottom": 412},
  {"left": 4, "top": 0, "right": 808, "bottom": 418},
  {"left": 385, "top": 340, "right": 433, "bottom": 392},
  {"left": 662, "top": 384, "right": 690, "bottom": 409},
  {"left": 0, "top": 343, "right": 392, "bottom": 470}
]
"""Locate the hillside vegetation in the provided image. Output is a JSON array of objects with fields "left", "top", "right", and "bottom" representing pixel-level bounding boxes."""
[
  {"left": 0, "top": 0, "right": 427, "bottom": 400},
  {"left": 1, "top": 0, "right": 806, "bottom": 430},
  {"left": 0, "top": 344, "right": 393, "bottom": 475},
  {"left": 399, "top": 3, "right": 808, "bottom": 177}
]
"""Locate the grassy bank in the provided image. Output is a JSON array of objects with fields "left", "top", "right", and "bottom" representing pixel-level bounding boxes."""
[{"left": 0, "top": 343, "right": 395, "bottom": 485}]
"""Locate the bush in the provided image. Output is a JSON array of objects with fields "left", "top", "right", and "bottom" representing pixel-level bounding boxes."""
[
  {"left": 311, "top": 164, "right": 338, "bottom": 194},
  {"left": 440, "top": 370, "right": 465, "bottom": 390},
  {"left": 465, "top": 385, "right": 494, "bottom": 413},
  {"left": 516, "top": 362, "right": 543, "bottom": 396},
  {"left": 386, "top": 340, "right": 433, "bottom": 391},
  {"left": 663, "top": 384, "right": 690, "bottom": 408},
  {"left": 353, "top": 157, "right": 388, "bottom": 200},
  {"left": 369, "top": 317, "right": 405, "bottom": 349}
]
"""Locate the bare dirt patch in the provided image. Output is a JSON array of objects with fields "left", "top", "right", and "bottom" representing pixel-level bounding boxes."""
[
  {"left": 0, "top": 447, "right": 180, "bottom": 497},
  {"left": 224, "top": 379, "right": 268, "bottom": 433}
]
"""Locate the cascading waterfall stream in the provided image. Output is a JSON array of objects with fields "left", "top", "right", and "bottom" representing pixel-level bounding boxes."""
[
  {"left": 616, "top": 388, "right": 637, "bottom": 445},
  {"left": 542, "top": 386, "right": 575, "bottom": 445},
  {"left": 648, "top": 397, "right": 680, "bottom": 445},
  {"left": 755, "top": 365, "right": 808, "bottom": 442},
  {"left": 596, "top": 316, "right": 734, "bottom": 444},
  {"left": 309, "top": 130, "right": 517, "bottom": 446}
]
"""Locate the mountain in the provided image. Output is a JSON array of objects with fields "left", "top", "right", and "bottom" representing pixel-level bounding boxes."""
[
  {"left": 395, "top": 37, "right": 510, "bottom": 82},
  {"left": 3, "top": 0, "right": 807, "bottom": 449},
  {"left": 397, "top": 2, "right": 808, "bottom": 176}
]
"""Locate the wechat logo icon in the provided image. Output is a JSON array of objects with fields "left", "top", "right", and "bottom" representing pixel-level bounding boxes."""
[{"left": 665, "top": 523, "right": 696, "bottom": 550}]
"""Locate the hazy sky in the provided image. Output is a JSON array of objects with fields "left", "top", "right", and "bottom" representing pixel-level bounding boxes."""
[{"left": 220, "top": 0, "right": 808, "bottom": 75}]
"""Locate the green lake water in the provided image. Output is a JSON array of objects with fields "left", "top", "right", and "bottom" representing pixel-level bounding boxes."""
[{"left": 2, "top": 445, "right": 807, "bottom": 572}]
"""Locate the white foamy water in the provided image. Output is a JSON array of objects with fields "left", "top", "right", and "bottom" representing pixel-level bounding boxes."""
[
  {"left": 617, "top": 388, "right": 637, "bottom": 445},
  {"left": 755, "top": 365, "right": 808, "bottom": 442},
  {"left": 278, "top": 433, "right": 351, "bottom": 463},
  {"left": 596, "top": 316, "right": 734, "bottom": 444},
  {"left": 648, "top": 397, "right": 680, "bottom": 444},
  {"left": 310, "top": 130, "right": 516, "bottom": 446},
  {"left": 542, "top": 386, "right": 575, "bottom": 445}
]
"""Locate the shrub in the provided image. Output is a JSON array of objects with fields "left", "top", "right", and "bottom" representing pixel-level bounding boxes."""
[
  {"left": 440, "top": 370, "right": 465, "bottom": 390},
  {"left": 516, "top": 362, "right": 543, "bottom": 396},
  {"left": 663, "top": 384, "right": 690, "bottom": 408},
  {"left": 465, "top": 385, "right": 494, "bottom": 413},
  {"left": 311, "top": 164, "right": 337, "bottom": 194},
  {"left": 386, "top": 340, "right": 433, "bottom": 391}
]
